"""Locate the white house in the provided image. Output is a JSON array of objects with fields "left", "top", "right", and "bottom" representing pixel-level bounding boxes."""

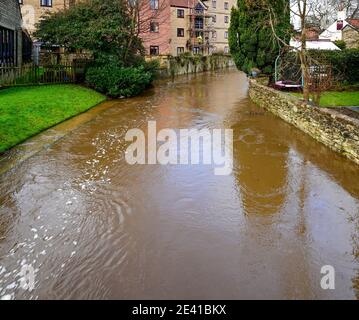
[
  {"left": 290, "top": 39, "right": 341, "bottom": 51},
  {"left": 319, "top": 9, "right": 348, "bottom": 41}
]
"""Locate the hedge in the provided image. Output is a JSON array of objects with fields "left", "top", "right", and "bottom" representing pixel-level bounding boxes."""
[{"left": 309, "top": 49, "right": 359, "bottom": 85}]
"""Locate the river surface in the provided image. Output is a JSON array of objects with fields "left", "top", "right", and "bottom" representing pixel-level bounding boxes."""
[{"left": 1, "top": 69, "right": 359, "bottom": 300}]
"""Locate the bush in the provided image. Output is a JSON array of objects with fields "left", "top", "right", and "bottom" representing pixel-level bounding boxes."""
[
  {"left": 309, "top": 49, "right": 359, "bottom": 85},
  {"left": 334, "top": 40, "right": 346, "bottom": 50},
  {"left": 142, "top": 59, "right": 160, "bottom": 81},
  {"left": 86, "top": 63, "right": 154, "bottom": 98}
]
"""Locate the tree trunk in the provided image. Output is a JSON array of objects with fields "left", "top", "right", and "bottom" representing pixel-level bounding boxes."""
[{"left": 299, "top": 0, "right": 310, "bottom": 103}]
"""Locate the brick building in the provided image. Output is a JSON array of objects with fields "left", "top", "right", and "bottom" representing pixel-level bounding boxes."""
[
  {"left": 17, "top": 0, "right": 235, "bottom": 57},
  {"left": 142, "top": 0, "right": 235, "bottom": 56}
]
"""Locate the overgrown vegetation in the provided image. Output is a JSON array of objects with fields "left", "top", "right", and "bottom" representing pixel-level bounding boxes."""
[
  {"left": 86, "top": 63, "right": 155, "bottom": 98},
  {"left": 0, "top": 85, "right": 106, "bottom": 153},
  {"left": 309, "top": 49, "right": 359, "bottom": 85},
  {"left": 35, "top": 0, "right": 158, "bottom": 97},
  {"left": 229, "top": 0, "right": 291, "bottom": 75},
  {"left": 334, "top": 40, "right": 347, "bottom": 50}
]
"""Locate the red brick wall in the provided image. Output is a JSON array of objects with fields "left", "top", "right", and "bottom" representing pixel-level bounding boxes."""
[{"left": 139, "top": 0, "right": 172, "bottom": 56}]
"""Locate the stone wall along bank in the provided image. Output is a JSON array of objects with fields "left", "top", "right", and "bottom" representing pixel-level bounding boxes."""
[
  {"left": 150, "top": 54, "right": 235, "bottom": 77},
  {"left": 249, "top": 79, "right": 359, "bottom": 165}
]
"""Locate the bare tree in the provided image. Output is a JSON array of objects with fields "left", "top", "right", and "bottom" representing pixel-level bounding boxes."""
[
  {"left": 266, "top": 0, "right": 339, "bottom": 102},
  {"left": 124, "top": 0, "right": 171, "bottom": 57},
  {"left": 297, "top": 0, "right": 359, "bottom": 29}
]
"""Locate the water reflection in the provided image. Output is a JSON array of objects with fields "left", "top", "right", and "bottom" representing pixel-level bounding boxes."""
[
  {"left": 232, "top": 102, "right": 289, "bottom": 216},
  {"left": 0, "top": 69, "right": 358, "bottom": 299}
]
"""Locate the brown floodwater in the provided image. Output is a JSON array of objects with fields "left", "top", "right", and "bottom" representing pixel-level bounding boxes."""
[{"left": 0, "top": 69, "right": 359, "bottom": 300}]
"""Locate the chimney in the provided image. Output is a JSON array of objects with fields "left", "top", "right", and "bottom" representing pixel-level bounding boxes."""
[{"left": 337, "top": 2, "right": 346, "bottom": 30}]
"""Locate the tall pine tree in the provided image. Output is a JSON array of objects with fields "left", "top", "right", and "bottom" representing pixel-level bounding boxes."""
[{"left": 229, "top": 0, "right": 291, "bottom": 75}]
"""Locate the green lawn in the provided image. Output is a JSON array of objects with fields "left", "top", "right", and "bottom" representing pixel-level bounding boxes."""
[
  {"left": 291, "top": 91, "right": 359, "bottom": 107},
  {"left": 0, "top": 85, "right": 106, "bottom": 153}
]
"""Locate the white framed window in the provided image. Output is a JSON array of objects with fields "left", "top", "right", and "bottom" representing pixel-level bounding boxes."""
[
  {"left": 150, "top": 0, "right": 159, "bottom": 10},
  {"left": 41, "top": 0, "right": 52, "bottom": 7},
  {"left": 150, "top": 22, "right": 159, "bottom": 32},
  {"left": 177, "top": 47, "right": 185, "bottom": 55},
  {"left": 177, "top": 28, "right": 185, "bottom": 37},
  {"left": 150, "top": 46, "right": 159, "bottom": 56},
  {"left": 177, "top": 9, "right": 185, "bottom": 18}
]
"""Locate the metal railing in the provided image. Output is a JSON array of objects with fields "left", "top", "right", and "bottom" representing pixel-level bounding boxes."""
[{"left": 0, "top": 63, "right": 83, "bottom": 87}]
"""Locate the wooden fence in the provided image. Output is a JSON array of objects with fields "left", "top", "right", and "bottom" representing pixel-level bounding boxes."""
[{"left": 0, "top": 63, "right": 87, "bottom": 87}]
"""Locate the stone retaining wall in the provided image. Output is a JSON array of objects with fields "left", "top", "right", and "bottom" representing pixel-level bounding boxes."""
[
  {"left": 154, "top": 55, "right": 235, "bottom": 77},
  {"left": 249, "top": 79, "right": 359, "bottom": 165}
]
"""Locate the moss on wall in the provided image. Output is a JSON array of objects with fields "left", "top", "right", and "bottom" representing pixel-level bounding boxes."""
[
  {"left": 158, "top": 54, "right": 234, "bottom": 77},
  {"left": 249, "top": 79, "right": 359, "bottom": 165}
]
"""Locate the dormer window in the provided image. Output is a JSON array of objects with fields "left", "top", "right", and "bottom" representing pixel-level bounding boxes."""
[
  {"left": 337, "top": 20, "right": 344, "bottom": 30},
  {"left": 195, "top": 3, "right": 204, "bottom": 14}
]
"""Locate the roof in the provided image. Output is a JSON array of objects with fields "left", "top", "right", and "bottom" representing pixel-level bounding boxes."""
[
  {"left": 290, "top": 39, "right": 341, "bottom": 51},
  {"left": 347, "top": 19, "right": 359, "bottom": 29},
  {"left": 170, "top": 0, "right": 195, "bottom": 8},
  {"left": 344, "top": 18, "right": 359, "bottom": 31},
  {"left": 170, "top": 0, "right": 208, "bottom": 9}
]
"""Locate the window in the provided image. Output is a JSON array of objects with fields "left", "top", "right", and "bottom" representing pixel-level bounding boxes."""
[
  {"left": 195, "top": 17, "right": 204, "bottom": 29},
  {"left": 0, "top": 27, "right": 17, "bottom": 67},
  {"left": 224, "top": 16, "right": 229, "bottom": 24},
  {"left": 177, "top": 9, "right": 185, "bottom": 18},
  {"left": 224, "top": 2, "right": 229, "bottom": 10},
  {"left": 177, "top": 47, "right": 185, "bottom": 55},
  {"left": 150, "top": 0, "right": 159, "bottom": 10},
  {"left": 212, "top": 0, "right": 216, "bottom": 9},
  {"left": 337, "top": 20, "right": 344, "bottom": 30},
  {"left": 41, "top": 0, "right": 52, "bottom": 7},
  {"left": 150, "top": 22, "right": 159, "bottom": 32},
  {"left": 224, "top": 46, "right": 229, "bottom": 54},
  {"left": 177, "top": 28, "right": 185, "bottom": 37},
  {"left": 150, "top": 46, "right": 159, "bottom": 56},
  {"left": 224, "top": 31, "right": 228, "bottom": 39},
  {"left": 194, "top": 3, "right": 204, "bottom": 14},
  {"left": 193, "top": 47, "right": 200, "bottom": 54},
  {"left": 212, "top": 15, "right": 216, "bottom": 23}
]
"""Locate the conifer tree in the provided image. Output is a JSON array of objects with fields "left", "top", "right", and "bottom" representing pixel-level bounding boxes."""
[{"left": 229, "top": 0, "right": 291, "bottom": 75}]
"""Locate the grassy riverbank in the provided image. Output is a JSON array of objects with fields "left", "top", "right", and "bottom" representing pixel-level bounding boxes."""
[
  {"left": 291, "top": 91, "right": 359, "bottom": 107},
  {"left": 0, "top": 85, "right": 106, "bottom": 153}
]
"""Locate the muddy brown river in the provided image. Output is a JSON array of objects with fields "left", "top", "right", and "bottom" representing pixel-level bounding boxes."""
[{"left": 0, "top": 69, "right": 359, "bottom": 300}]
